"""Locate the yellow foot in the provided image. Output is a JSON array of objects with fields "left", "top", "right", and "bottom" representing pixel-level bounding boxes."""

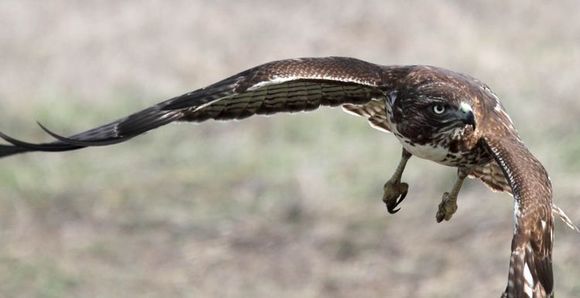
[
  {"left": 382, "top": 180, "right": 409, "bottom": 214},
  {"left": 436, "top": 192, "right": 458, "bottom": 223}
]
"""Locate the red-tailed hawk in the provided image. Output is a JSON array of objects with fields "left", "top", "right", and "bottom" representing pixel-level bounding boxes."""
[{"left": 0, "top": 57, "right": 577, "bottom": 297}]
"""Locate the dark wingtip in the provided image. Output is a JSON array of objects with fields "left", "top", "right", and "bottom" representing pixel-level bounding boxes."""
[
  {"left": 0, "top": 130, "right": 49, "bottom": 150},
  {"left": 0, "top": 144, "right": 29, "bottom": 158},
  {"left": 36, "top": 122, "right": 86, "bottom": 145},
  {"left": 36, "top": 122, "right": 131, "bottom": 146},
  {"left": 0, "top": 129, "right": 83, "bottom": 153}
]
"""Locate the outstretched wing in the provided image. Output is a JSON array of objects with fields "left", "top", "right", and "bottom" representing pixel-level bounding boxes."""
[
  {"left": 484, "top": 134, "right": 554, "bottom": 298},
  {"left": 0, "top": 57, "right": 393, "bottom": 158}
]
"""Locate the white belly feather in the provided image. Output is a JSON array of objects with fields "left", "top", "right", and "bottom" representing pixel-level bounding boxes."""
[{"left": 400, "top": 141, "right": 449, "bottom": 163}]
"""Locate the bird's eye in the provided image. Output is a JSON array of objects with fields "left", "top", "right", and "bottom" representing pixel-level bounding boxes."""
[{"left": 431, "top": 104, "right": 446, "bottom": 115}]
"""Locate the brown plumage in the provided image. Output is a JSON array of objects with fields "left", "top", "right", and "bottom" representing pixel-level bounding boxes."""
[{"left": 0, "top": 56, "right": 574, "bottom": 297}]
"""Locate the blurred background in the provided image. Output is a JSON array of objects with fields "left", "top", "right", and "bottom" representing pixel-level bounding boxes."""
[{"left": 1, "top": 1, "right": 579, "bottom": 297}]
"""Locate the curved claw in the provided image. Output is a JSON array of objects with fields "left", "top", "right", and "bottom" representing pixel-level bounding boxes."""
[
  {"left": 383, "top": 181, "right": 409, "bottom": 214},
  {"left": 386, "top": 190, "right": 407, "bottom": 213},
  {"left": 387, "top": 204, "right": 400, "bottom": 214}
]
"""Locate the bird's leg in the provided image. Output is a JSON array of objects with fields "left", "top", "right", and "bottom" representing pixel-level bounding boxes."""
[
  {"left": 436, "top": 167, "right": 469, "bottom": 222},
  {"left": 383, "top": 149, "right": 412, "bottom": 214}
]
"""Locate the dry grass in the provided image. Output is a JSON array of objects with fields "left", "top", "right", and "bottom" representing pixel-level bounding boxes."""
[{"left": 1, "top": 1, "right": 579, "bottom": 297}]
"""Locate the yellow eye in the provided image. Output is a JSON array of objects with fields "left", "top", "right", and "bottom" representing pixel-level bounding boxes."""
[{"left": 432, "top": 104, "right": 446, "bottom": 114}]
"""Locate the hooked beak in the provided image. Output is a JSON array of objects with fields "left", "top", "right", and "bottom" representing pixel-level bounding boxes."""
[{"left": 458, "top": 102, "right": 476, "bottom": 129}]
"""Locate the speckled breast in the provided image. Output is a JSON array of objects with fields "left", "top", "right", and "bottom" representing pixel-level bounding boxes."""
[
  {"left": 385, "top": 106, "right": 492, "bottom": 167},
  {"left": 396, "top": 131, "right": 491, "bottom": 167}
]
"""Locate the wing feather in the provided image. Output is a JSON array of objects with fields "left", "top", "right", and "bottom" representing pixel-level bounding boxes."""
[
  {"left": 484, "top": 135, "right": 554, "bottom": 298},
  {"left": 342, "top": 99, "right": 391, "bottom": 132},
  {"left": 0, "top": 57, "right": 391, "bottom": 157}
]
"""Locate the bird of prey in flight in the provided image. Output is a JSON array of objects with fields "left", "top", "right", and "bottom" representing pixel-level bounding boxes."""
[{"left": 0, "top": 57, "right": 577, "bottom": 297}]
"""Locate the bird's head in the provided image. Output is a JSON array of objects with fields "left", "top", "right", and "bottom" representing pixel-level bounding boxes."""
[{"left": 385, "top": 66, "right": 478, "bottom": 145}]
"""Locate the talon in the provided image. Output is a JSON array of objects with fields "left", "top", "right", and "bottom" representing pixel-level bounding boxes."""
[
  {"left": 436, "top": 192, "right": 458, "bottom": 223},
  {"left": 383, "top": 181, "right": 409, "bottom": 214}
]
